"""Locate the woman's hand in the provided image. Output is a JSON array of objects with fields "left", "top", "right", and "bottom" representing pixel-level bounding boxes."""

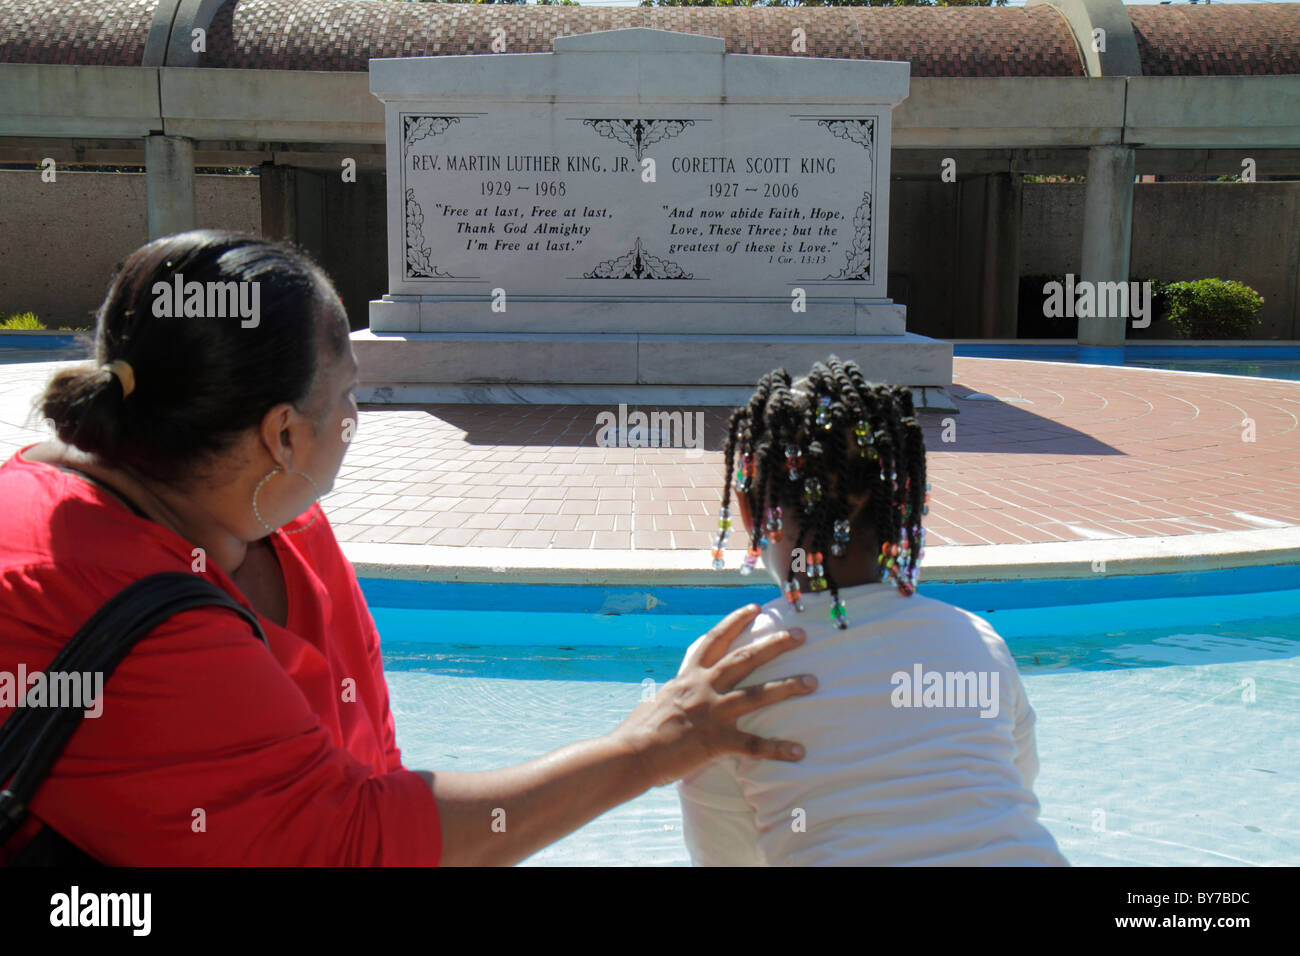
[{"left": 615, "top": 604, "right": 815, "bottom": 788}]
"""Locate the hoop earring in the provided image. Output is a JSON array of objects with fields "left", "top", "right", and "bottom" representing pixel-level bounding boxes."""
[{"left": 252, "top": 466, "right": 322, "bottom": 536}]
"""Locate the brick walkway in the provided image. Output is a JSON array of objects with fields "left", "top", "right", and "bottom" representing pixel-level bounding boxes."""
[{"left": 3, "top": 356, "right": 1298, "bottom": 551}]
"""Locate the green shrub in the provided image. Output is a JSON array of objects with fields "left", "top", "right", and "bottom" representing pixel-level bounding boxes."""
[
  {"left": 1163, "top": 279, "right": 1264, "bottom": 339},
  {"left": 0, "top": 312, "right": 44, "bottom": 330}
]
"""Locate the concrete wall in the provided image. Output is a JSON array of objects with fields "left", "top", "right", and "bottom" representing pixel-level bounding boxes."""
[
  {"left": 1018, "top": 181, "right": 1300, "bottom": 339},
  {"left": 0, "top": 170, "right": 259, "bottom": 327}
]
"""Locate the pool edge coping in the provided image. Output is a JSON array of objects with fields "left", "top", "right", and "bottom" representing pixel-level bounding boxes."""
[{"left": 343, "top": 525, "right": 1300, "bottom": 586}]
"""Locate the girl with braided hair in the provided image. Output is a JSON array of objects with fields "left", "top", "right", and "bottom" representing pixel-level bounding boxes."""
[{"left": 676, "top": 356, "right": 1066, "bottom": 866}]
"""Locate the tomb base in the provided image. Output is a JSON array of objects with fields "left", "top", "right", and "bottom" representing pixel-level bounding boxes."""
[{"left": 353, "top": 316, "right": 955, "bottom": 409}]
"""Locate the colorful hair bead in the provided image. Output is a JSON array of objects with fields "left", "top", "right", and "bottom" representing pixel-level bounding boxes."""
[
  {"left": 816, "top": 395, "right": 833, "bottom": 430},
  {"left": 783, "top": 578, "right": 804, "bottom": 612},
  {"left": 803, "top": 477, "right": 822, "bottom": 506},
  {"left": 734, "top": 452, "right": 755, "bottom": 493},
  {"left": 808, "top": 551, "right": 827, "bottom": 591},
  {"left": 764, "top": 506, "right": 783, "bottom": 543},
  {"left": 785, "top": 445, "right": 803, "bottom": 481},
  {"left": 878, "top": 541, "right": 897, "bottom": 581},
  {"left": 740, "top": 546, "right": 761, "bottom": 576},
  {"left": 830, "top": 598, "right": 848, "bottom": 630},
  {"left": 712, "top": 506, "right": 732, "bottom": 564},
  {"left": 853, "top": 419, "right": 871, "bottom": 458},
  {"left": 831, "top": 519, "right": 851, "bottom": 557},
  {"left": 863, "top": 431, "right": 883, "bottom": 465}
]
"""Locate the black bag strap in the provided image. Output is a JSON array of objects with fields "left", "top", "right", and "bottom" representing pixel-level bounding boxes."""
[{"left": 0, "top": 571, "right": 268, "bottom": 855}]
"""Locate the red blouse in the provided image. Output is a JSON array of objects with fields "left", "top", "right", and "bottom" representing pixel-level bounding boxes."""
[{"left": 0, "top": 446, "right": 442, "bottom": 865}]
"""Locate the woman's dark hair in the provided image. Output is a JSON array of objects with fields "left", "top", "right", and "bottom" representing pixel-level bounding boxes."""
[
  {"left": 720, "top": 355, "right": 928, "bottom": 611},
  {"left": 41, "top": 230, "right": 348, "bottom": 483}
]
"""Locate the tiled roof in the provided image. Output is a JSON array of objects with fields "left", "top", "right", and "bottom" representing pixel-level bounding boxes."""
[
  {"left": 1128, "top": 5, "right": 1300, "bottom": 76},
  {"left": 201, "top": 3, "right": 1085, "bottom": 76},
  {"left": 1, "top": 0, "right": 1297, "bottom": 78},
  {"left": 0, "top": 0, "right": 153, "bottom": 66},
  {"left": 1, "top": 0, "right": 1086, "bottom": 76}
]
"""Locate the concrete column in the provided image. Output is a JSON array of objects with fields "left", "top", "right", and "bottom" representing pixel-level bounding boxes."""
[
  {"left": 259, "top": 162, "right": 297, "bottom": 241},
  {"left": 956, "top": 172, "right": 1022, "bottom": 338},
  {"left": 259, "top": 163, "right": 324, "bottom": 260},
  {"left": 145, "top": 134, "right": 195, "bottom": 239},
  {"left": 294, "top": 168, "right": 325, "bottom": 262},
  {"left": 1079, "top": 144, "right": 1135, "bottom": 354},
  {"left": 979, "top": 172, "right": 1022, "bottom": 338}
]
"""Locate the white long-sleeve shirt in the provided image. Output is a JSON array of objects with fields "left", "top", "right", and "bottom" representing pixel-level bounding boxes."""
[{"left": 676, "top": 581, "right": 1068, "bottom": 866}]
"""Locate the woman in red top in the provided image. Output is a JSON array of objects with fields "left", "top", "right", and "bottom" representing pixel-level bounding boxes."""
[{"left": 0, "top": 231, "right": 815, "bottom": 866}]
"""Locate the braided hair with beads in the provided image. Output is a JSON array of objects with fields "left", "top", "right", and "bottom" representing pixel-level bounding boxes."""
[{"left": 712, "top": 356, "right": 930, "bottom": 630}]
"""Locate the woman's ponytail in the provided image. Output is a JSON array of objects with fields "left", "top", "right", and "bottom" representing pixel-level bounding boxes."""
[{"left": 40, "top": 363, "right": 128, "bottom": 459}]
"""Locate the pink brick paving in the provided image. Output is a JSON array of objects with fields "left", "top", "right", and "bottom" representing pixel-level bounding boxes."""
[
  {"left": 2, "top": 357, "right": 1296, "bottom": 550},
  {"left": 320, "top": 358, "right": 1300, "bottom": 550}
]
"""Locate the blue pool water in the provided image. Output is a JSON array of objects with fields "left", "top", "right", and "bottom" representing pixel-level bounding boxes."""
[
  {"left": 9, "top": 340, "right": 1300, "bottom": 381},
  {"left": 950, "top": 343, "right": 1300, "bottom": 382},
  {"left": 1124, "top": 359, "right": 1300, "bottom": 381},
  {"left": 371, "top": 578, "right": 1300, "bottom": 867}
]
